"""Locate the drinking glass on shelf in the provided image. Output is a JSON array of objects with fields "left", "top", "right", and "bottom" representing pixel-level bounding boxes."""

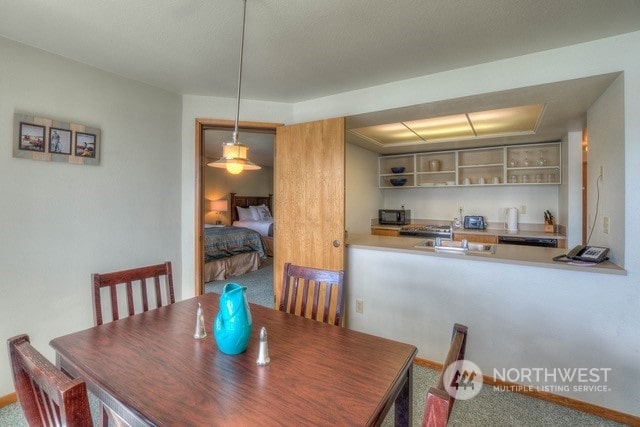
[
  {"left": 509, "top": 156, "right": 518, "bottom": 167},
  {"left": 509, "top": 174, "right": 518, "bottom": 183},
  {"left": 523, "top": 151, "right": 531, "bottom": 167},
  {"left": 522, "top": 174, "right": 530, "bottom": 183},
  {"left": 535, "top": 174, "right": 543, "bottom": 183},
  {"left": 537, "top": 150, "right": 547, "bottom": 166}
]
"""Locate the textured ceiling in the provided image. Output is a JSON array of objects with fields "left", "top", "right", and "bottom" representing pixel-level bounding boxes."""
[{"left": 1, "top": 0, "right": 640, "bottom": 103}]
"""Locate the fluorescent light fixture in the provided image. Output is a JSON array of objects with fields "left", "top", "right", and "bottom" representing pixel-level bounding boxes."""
[{"left": 349, "top": 104, "right": 545, "bottom": 147}]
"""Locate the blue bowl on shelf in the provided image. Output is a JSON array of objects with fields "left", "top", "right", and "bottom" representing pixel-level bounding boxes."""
[
  {"left": 390, "top": 178, "right": 407, "bottom": 186},
  {"left": 391, "top": 167, "right": 405, "bottom": 173}
]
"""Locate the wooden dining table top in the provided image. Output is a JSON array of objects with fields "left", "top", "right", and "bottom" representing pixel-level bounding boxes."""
[{"left": 50, "top": 292, "right": 417, "bottom": 426}]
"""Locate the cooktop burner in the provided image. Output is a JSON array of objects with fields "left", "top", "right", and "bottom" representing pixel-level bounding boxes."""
[{"left": 399, "top": 224, "right": 453, "bottom": 238}]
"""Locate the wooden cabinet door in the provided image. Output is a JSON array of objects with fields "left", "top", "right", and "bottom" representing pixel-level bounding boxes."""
[
  {"left": 371, "top": 228, "right": 400, "bottom": 236},
  {"left": 453, "top": 233, "right": 498, "bottom": 244},
  {"left": 273, "top": 118, "right": 345, "bottom": 307}
]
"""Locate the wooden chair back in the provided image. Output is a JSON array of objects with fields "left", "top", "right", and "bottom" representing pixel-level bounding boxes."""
[
  {"left": 92, "top": 261, "right": 175, "bottom": 326},
  {"left": 7, "top": 334, "right": 93, "bottom": 427},
  {"left": 422, "top": 323, "right": 468, "bottom": 427},
  {"left": 279, "top": 262, "right": 345, "bottom": 326}
]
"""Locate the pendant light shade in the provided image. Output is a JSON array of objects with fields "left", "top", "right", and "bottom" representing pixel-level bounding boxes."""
[
  {"left": 207, "top": 0, "right": 260, "bottom": 174},
  {"left": 208, "top": 135, "right": 261, "bottom": 174}
]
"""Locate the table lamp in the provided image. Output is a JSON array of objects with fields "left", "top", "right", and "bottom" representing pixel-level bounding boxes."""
[{"left": 210, "top": 199, "right": 229, "bottom": 225}]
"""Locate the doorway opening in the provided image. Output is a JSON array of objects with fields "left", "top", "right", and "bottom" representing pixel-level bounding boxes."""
[{"left": 195, "top": 119, "right": 279, "bottom": 295}]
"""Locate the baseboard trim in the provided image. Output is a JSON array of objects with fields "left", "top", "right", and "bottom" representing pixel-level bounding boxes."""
[
  {"left": 414, "top": 357, "right": 640, "bottom": 426},
  {"left": 0, "top": 392, "right": 17, "bottom": 408}
]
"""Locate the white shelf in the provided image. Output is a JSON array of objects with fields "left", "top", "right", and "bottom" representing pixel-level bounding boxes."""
[{"left": 378, "top": 142, "right": 561, "bottom": 188}]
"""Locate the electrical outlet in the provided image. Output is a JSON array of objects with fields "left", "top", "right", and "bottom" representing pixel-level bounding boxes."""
[
  {"left": 603, "top": 216, "right": 610, "bottom": 234},
  {"left": 355, "top": 299, "right": 364, "bottom": 314},
  {"left": 520, "top": 205, "right": 527, "bottom": 214}
]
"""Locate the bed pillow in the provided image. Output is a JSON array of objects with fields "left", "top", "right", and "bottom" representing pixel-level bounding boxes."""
[
  {"left": 237, "top": 206, "right": 258, "bottom": 221},
  {"left": 250, "top": 204, "right": 272, "bottom": 221}
]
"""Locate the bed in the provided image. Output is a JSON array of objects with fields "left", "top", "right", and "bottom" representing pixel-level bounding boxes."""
[
  {"left": 230, "top": 192, "right": 274, "bottom": 257},
  {"left": 202, "top": 193, "right": 273, "bottom": 282}
]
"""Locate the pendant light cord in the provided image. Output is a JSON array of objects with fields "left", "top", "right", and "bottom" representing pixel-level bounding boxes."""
[{"left": 233, "top": 0, "right": 248, "bottom": 143}]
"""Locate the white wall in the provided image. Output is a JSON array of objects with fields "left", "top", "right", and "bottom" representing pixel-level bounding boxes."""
[
  {"left": 380, "top": 185, "right": 559, "bottom": 225},
  {"left": 347, "top": 247, "right": 637, "bottom": 416},
  {"left": 561, "top": 131, "right": 584, "bottom": 248},
  {"left": 345, "top": 143, "right": 382, "bottom": 234},
  {"left": 586, "top": 75, "right": 625, "bottom": 265},
  {"left": 0, "top": 38, "right": 182, "bottom": 395}
]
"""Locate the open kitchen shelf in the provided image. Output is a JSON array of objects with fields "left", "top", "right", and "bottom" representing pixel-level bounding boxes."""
[
  {"left": 378, "top": 142, "right": 561, "bottom": 188},
  {"left": 506, "top": 142, "right": 562, "bottom": 184}
]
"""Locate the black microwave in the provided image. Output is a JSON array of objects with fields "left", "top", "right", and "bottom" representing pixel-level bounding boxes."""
[{"left": 379, "top": 209, "right": 411, "bottom": 225}]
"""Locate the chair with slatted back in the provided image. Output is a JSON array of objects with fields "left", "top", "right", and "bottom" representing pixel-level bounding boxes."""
[
  {"left": 279, "top": 262, "right": 345, "bottom": 326},
  {"left": 92, "top": 261, "right": 175, "bottom": 326},
  {"left": 8, "top": 334, "right": 93, "bottom": 427},
  {"left": 422, "top": 323, "right": 468, "bottom": 427}
]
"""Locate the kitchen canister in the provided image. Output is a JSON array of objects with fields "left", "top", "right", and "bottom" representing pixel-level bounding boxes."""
[
  {"left": 214, "top": 283, "right": 252, "bottom": 354},
  {"left": 429, "top": 159, "right": 440, "bottom": 171}
]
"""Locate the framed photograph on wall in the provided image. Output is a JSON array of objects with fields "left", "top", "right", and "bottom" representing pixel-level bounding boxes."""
[
  {"left": 13, "top": 112, "right": 101, "bottom": 165},
  {"left": 49, "top": 128, "right": 72, "bottom": 155},
  {"left": 75, "top": 132, "right": 97, "bottom": 158},
  {"left": 19, "top": 122, "right": 46, "bottom": 152}
]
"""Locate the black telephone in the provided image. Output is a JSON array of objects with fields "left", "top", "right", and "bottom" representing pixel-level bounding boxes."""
[{"left": 565, "top": 245, "right": 609, "bottom": 263}]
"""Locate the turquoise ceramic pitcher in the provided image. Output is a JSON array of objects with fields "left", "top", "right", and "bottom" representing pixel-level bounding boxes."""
[{"left": 213, "top": 283, "right": 252, "bottom": 354}]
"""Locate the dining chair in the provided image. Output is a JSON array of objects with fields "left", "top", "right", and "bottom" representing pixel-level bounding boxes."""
[
  {"left": 279, "top": 262, "right": 345, "bottom": 326},
  {"left": 422, "top": 323, "right": 468, "bottom": 427},
  {"left": 7, "top": 334, "right": 93, "bottom": 427},
  {"left": 92, "top": 261, "right": 175, "bottom": 326}
]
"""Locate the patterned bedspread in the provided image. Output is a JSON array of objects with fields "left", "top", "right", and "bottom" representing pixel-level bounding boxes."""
[{"left": 204, "top": 226, "right": 265, "bottom": 262}]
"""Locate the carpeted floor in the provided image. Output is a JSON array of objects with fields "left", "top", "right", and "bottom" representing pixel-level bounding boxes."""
[
  {"left": 0, "top": 259, "right": 626, "bottom": 426},
  {"left": 204, "top": 256, "right": 275, "bottom": 308}
]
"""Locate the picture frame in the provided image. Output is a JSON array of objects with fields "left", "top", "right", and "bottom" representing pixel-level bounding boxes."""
[
  {"left": 49, "top": 127, "right": 72, "bottom": 155},
  {"left": 19, "top": 122, "right": 46, "bottom": 152},
  {"left": 75, "top": 132, "right": 97, "bottom": 158},
  {"left": 13, "top": 112, "right": 101, "bottom": 165}
]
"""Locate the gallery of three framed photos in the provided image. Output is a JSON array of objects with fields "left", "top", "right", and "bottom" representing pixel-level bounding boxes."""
[{"left": 13, "top": 112, "right": 101, "bottom": 165}]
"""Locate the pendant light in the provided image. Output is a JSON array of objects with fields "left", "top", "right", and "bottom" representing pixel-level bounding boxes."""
[{"left": 208, "top": 0, "right": 261, "bottom": 174}]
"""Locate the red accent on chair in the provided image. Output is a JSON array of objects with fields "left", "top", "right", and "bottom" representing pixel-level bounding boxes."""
[{"left": 422, "top": 323, "right": 468, "bottom": 427}]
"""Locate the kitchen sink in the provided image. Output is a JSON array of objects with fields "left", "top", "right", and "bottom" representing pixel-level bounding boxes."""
[
  {"left": 414, "top": 240, "right": 496, "bottom": 254},
  {"left": 466, "top": 243, "right": 496, "bottom": 253}
]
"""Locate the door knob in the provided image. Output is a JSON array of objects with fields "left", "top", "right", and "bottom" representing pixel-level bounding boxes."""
[{"left": 332, "top": 240, "right": 341, "bottom": 248}]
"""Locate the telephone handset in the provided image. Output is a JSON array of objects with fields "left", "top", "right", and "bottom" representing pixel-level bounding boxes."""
[{"left": 566, "top": 245, "right": 609, "bottom": 263}]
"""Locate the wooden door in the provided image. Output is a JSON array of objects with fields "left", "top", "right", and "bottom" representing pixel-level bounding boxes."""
[{"left": 273, "top": 117, "right": 345, "bottom": 307}]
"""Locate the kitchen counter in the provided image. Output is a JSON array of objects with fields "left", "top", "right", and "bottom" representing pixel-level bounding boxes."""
[{"left": 347, "top": 233, "right": 625, "bottom": 275}]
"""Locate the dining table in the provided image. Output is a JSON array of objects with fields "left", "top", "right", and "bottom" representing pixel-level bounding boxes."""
[{"left": 50, "top": 292, "right": 418, "bottom": 426}]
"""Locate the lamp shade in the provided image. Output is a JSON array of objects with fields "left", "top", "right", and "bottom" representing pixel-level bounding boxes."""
[
  {"left": 210, "top": 199, "right": 229, "bottom": 212},
  {"left": 207, "top": 142, "right": 261, "bottom": 174}
]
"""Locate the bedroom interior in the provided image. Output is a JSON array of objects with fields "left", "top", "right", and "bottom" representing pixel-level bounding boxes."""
[{"left": 201, "top": 126, "right": 276, "bottom": 295}]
